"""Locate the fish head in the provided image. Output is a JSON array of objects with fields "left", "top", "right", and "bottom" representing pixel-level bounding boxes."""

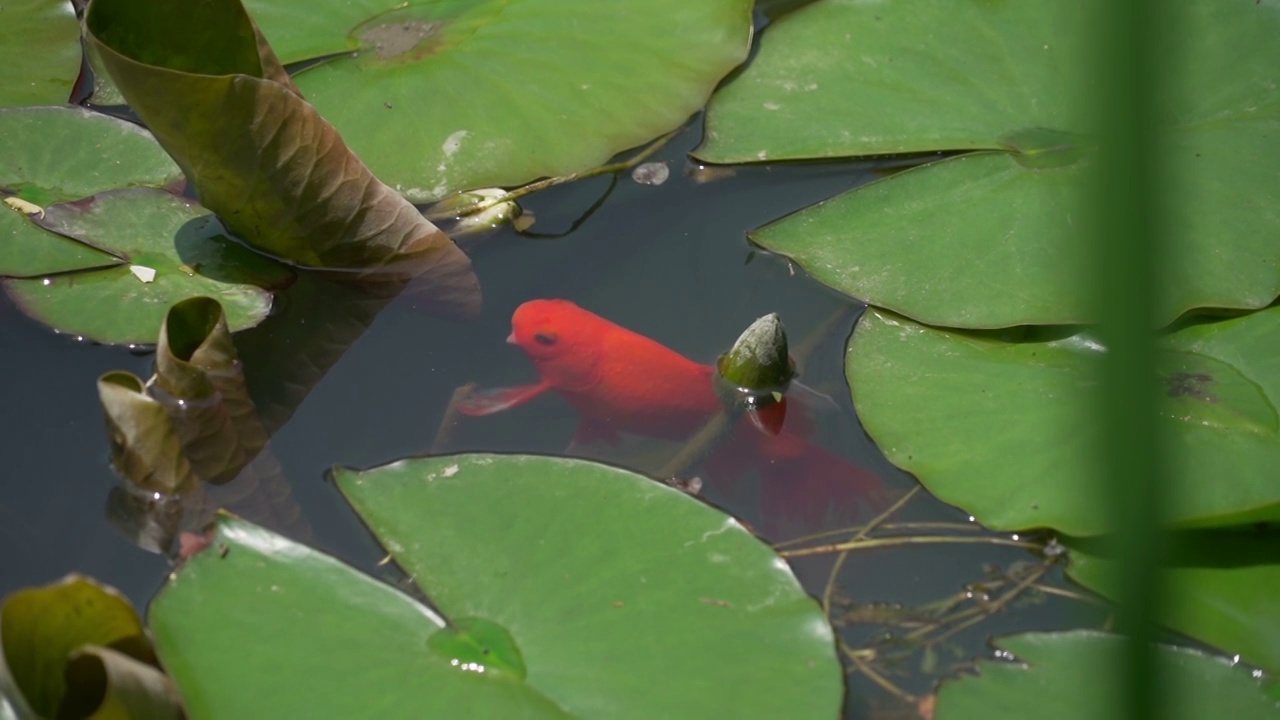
[{"left": 508, "top": 299, "right": 603, "bottom": 391}]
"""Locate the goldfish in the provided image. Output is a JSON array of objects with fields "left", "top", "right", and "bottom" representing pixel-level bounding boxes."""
[{"left": 458, "top": 299, "right": 886, "bottom": 538}]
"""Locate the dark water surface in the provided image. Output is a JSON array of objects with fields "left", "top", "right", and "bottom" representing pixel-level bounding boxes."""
[{"left": 0, "top": 120, "right": 1095, "bottom": 716}]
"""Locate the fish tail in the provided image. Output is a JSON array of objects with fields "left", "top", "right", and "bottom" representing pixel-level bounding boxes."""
[{"left": 756, "top": 442, "right": 888, "bottom": 540}]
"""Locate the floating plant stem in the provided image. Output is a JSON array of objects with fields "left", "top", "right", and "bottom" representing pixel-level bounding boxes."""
[
  {"left": 820, "top": 486, "right": 921, "bottom": 615},
  {"left": 779, "top": 533, "right": 1043, "bottom": 559},
  {"left": 424, "top": 129, "right": 681, "bottom": 221}
]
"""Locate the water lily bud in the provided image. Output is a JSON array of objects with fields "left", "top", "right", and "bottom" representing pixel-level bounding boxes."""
[{"left": 717, "top": 313, "right": 795, "bottom": 393}]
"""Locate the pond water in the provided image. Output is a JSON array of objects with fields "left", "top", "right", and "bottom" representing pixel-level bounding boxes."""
[{"left": 0, "top": 118, "right": 1100, "bottom": 716}]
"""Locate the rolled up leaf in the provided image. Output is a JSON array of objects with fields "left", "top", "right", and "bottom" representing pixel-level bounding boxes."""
[
  {"left": 98, "top": 371, "right": 196, "bottom": 495},
  {"left": 85, "top": 0, "right": 480, "bottom": 318},
  {"left": 0, "top": 575, "right": 157, "bottom": 719},
  {"left": 62, "top": 645, "right": 185, "bottom": 719},
  {"left": 154, "top": 297, "right": 266, "bottom": 485}
]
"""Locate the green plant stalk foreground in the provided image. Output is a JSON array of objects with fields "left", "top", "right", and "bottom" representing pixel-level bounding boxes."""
[{"left": 1089, "top": 0, "right": 1167, "bottom": 717}]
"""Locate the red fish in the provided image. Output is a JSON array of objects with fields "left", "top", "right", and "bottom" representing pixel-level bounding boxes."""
[{"left": 458, "top": 299, "right": 886, "bottom": 537}]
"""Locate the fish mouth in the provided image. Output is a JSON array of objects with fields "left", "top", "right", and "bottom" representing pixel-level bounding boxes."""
[{"left": 506, "top": 332, "right": 517, "bottom": 345}]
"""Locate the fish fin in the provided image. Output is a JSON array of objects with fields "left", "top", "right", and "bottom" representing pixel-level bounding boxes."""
[
  {"left": 789, "top": 380, "right": 840, "bottom": 414},
  {"left": 456, "top": 381, "right": 553, "bottom": 416},
  {"left": 571, "top": 420, "right": 623, "bottom": 448}
]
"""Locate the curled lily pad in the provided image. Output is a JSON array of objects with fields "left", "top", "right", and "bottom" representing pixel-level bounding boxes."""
[
  {"left": 86, "top": 0, "right": 481, "bottom": 319},
  {"left": 699, "top": 1, "right": 1280, "bottom": 327},
  {"left": 0, "top": 0, "right": 81, "bottom": 108},
  {"left": 99, "top": 370, "right": 196, "bottom": 495},
  {"left": 0, "top": 575, "right": 163, "bottom": 718},
  {"left": 153, "top": 296, "right": 269, "bottom": 485},
  {"left": 99, "top": 296, "right": 268, "bottom": 494},
  {"left": 846, "top": 307, "right": 1280, "bottom": 535},
  {"left": 333, "top": 454, "right": 842, "bottom": 718},
  {"left": 936, "top": 631, "right": 1277, "bottom": 720},
  {"left": 2, "top": 188, "right": 277, "bottom": 344},
  {"left": 0, "top": 105, "right": 182, "bottom": 277},
  {"left": 242, "top": 0, "right": 754, "bottom": 200},
  {"left": 61, "top": 645, "right": 184, "bottom": 719}
]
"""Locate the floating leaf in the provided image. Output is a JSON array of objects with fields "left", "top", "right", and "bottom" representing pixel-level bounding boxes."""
[
  {"left": 241, "top": 0, "right": 754, "bottom": 200},
  {"left": 0, "top": 0, "right": 81, "bottom": 108},
  {"left": 86, "top": 0, "right": 481, "bottom": 319},
  {"left": 936, "top": 631, "right": 1277, "bottom": 720},
  {"left": 149, "top": 514, "right": 570, "bottom": 718},
  {"left": 700, "top": 1, "right": 1280, "bottom": 327},
  {"left": 0, "top": 575, "right": 159, "bottom": 718},
  {"left": 1067, "top": 530, "right": 1280, "bottom": 675},
  {"left": 0, "top": 105, "right": 182, "bottom": 277},
  {"left": 752, "top": 153, "right": 1092, "bottom": 328},
  {"left": 698, "top": 1, "right": 1086, "bottom": 162},
  {"left": 334, "top": 454, "right": 842, "bottom": 718},
  {"left": 2, "top": 189, "right": 277, "bottom": 344},
  {"left": 846, "top": 308, "right": 1280, "bottom": 535}
]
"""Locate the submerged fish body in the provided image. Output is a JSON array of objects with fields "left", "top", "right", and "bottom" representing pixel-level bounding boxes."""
[{"left": 459, "top": 298, "right": 886, "bottom": 536}]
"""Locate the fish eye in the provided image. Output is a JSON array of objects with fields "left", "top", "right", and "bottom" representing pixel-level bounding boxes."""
[{"left": 534, "top": 332, "right": 557, "bottom": 346}]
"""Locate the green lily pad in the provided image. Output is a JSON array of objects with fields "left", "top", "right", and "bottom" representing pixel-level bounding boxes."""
[
  {"left": 2, "top": 188, "right": 277, "bottom": 344},
  {"left": 0, "top": 575, "right": 160, "bottom": 718},
  {"left": 753, "top": 153, "right": 1091, "bottom": 328},
  {"left": 0, "top": 105, "right": 183, "bottom": 277},
  {"left": 700, "top": 1, "right": 1280, "bottom": 328},
  {"left": 334, "top": 454, "right": 842, "bottom": 718},
  {"left": 149, "top": 514, "right": 569, "bottom": 718},
  {"left": 237, "top": 0, "right": 753, "bottom": 201},
  {"left": 935, "top": 631, "right": 1277, "bottom": 720},
  {"left": 1067, "top": 530, "right": 1280, "bottom": 675},
  {"left": 845, "top": 307, "right": 1280, "bottom": 535},
  {"left": 86, "top": 0, "right": 483, "bottom": 316},
  {"left": 0, "top": 0, "right": 81, "bottom": 108}
]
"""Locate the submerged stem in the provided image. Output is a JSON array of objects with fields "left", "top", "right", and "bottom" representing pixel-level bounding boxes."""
[
  {"left": 774, "top": 520, "right": 984, "bottom": 550},
  {"left": 821, "top": 486, "right": 921, "bottom": 614},
  {"left": 657, "top": 410, "right": 735, "bottom": 480},
  {"left": 431, "top": 383, "right": 476, "bottom": 454},
  {"left": 847, "top": 650, "right": 916, "bottom": 703},
  {"left": 780, "top": 534, "right": 1043, "bottom": 559},
  {"left": 904, "top": 560, "right": 1052, "bottom": 643}
]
